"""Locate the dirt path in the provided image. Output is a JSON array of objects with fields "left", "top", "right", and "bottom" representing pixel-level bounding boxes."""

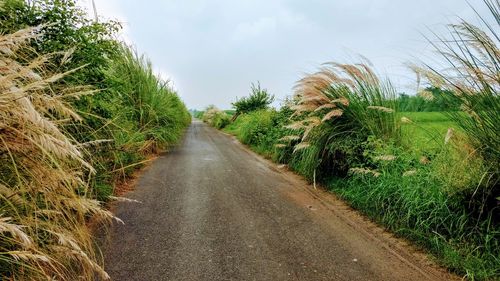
[{"left": 103, "top": 121, "right": 456, "bottom": 281}]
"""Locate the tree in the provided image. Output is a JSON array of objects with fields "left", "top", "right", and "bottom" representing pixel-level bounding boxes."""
[{"left": 232, "top": 82, "right": 274, "bottom": 120}]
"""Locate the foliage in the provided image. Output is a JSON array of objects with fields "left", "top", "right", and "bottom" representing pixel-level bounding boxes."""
[
  {"left": 225, "top": 103, "right": 295, "bottom": 155},
  {"left": 0, "top": 2, "right": 191, "bottom": 280},
  {"left": 202, "top": 105, "right": 231, "bottom": 129},
  {"left": 274, "top": 62, "right": 399, "bottom": 179},
  {"left": 231, "top": 82, "right": 274, "bottom": 119},
  {"left": 0, "top": 27, "right": 114, "bottom": 280},
  {"left": 396, "top": 87, "right": 461, "bottom": 112},
  {"left": 413, "top": 0, "right": 499, "bottom": 222},
  {"left": 222, "top": 60, "right": 499, "bottom": 279},
  {"left": 190, "top": 109, "right": 205, "bottom": 119},
  {"left": 104, "top": 45, "right": 191, "bottom": 152},
  {"left": 0, "top": 0, "right": 121, "bottom": 85},
  {"left": 334, "top": 137, "right": 499, "bottom": 280},
  {"left": 71, "top": 44, "right": 191, "bottom": 193}
]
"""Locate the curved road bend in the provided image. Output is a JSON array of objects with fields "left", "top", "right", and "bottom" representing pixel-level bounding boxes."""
[{"left": 103, "top": 120, "right": 455, "bottom": 281}]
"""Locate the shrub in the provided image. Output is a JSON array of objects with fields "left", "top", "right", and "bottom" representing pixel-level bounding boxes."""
[
  {"left": 202, "top": 105, "right": 231, "bottom": 129},
  {"left": 232, "top": 82, "right": 274, "bottom": 120},
  {"left": 224, "top": 107, "right": 295, "bottom": 158}
]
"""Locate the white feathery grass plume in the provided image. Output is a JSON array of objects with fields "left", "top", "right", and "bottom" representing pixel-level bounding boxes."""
[
  {"left": 0, "top": 26, "right": 113, "bottom": 279},
  {"left": 417, "top": 90, "right": 435, "bottom": 101},
  {"left": 108, "top": 196, "right": 142, "bottom": 203},
  {"left": 290, "top": 103, "right": 318, "bottom": 113},
  {"left": 400, "top": 117, "right": 413, "bottom": 124},
  {"left": 444, "top": 128, "right": 454, "bottom": 144},
  {"left": 279, "top": 135, "right": 301, "bottom": 142},
  {"left": 302, "top": 117, "right": 321, "bottom": 140},
  {"left": 349, "top": 167, "right": 381, "bottom": 177},
  {"left": 285, "top": 120, "right": 305, "bottom": 130},
  {"left": 420, "top": 156, "right": 431, "bottom": 165},
  {"left": 403, "top": 170, "right": 417, "bottom": 177},
  {"left": 321, "top": 109, "right": 343, "bottom": 122},
  {"left": 293, "top": 142, "right": 310, "bottom": 152},
  {"left": 366, "top": 106, "right": 394, "bottom": 113},
  {"left": 314, "top": 103, "right": 336, "bottom": 112},
  {"left": 373, "top": 155, "right": 396, "bottom": 161},
  {"left": 0, "top": 184, "right": 25, "bottom": 206},
  {"left": 0, "top": 217, "right": 33, "bottom": 248},
  {"left": 331, "top": 97, "right": 349, "bottom": 106},
  {"left": 8, "top": 251, "right": 51, "bottom": 263}
]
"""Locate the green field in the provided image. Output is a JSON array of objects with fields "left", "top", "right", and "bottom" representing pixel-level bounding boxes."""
[{"left": 399, "top": 112, "right": 458, "bottom": 151}]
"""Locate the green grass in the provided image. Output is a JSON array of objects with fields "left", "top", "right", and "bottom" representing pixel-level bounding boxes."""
[
  {"left": 399, "top": 112, "right": 457, "bottom": 151},
  {"left": 224, "top": 109, "right": 500, "bottom": 280},
  {"left": 224, "top": 110, "right": 277, "bottom": 156}
]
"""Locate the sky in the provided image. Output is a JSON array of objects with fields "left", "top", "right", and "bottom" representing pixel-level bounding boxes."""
[{"left": 78, "top": 0, "right": 489, "bottom": 110}]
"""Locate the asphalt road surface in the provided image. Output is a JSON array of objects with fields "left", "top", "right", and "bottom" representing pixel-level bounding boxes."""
[{"left": 103, "top": 120, "right": 455, "bottom": 281}]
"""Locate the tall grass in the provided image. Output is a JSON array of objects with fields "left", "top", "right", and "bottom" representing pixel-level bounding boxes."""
[
  {"left": 277, "top": 62, "right": 399, "bottom": 178},
  {"left": 104, "top": 44, "right": 191, "bottom": 153},
  {"left": 0, "top": 27, "right": 114, "bottom": 280},
  {"left": 414, "top": 0, "right": 499, "bottom": 221},
  {"left": 73, "top": 44, "right": 191, "bottom": 196},
  {"left": 0, "top": 25, "right": 191, "bottom": 281},
  {"left": 221, "top": 51, "right": 499, "bottom": 279}
]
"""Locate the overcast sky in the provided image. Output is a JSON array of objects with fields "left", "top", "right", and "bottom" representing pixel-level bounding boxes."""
[{"left": 78, "top": 0, "right": 488, "bottom": 110}]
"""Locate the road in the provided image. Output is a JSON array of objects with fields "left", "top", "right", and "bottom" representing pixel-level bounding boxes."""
[{"left": 103, "top": 121, "right": 454, "bottom": 281}]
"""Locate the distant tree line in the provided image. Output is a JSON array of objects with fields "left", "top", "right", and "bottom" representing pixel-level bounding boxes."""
[{"left": 396, "top": 87, "right": 461, "bottom": 112}]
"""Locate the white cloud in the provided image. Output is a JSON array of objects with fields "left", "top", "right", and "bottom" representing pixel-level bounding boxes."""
[{"left": 76, "top": 0, "right": 494, "bottom": 109}]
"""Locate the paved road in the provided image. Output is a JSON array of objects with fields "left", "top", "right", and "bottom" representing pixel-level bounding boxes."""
[{"left": 103, "top": 121, "right": 454, "bottom": 281}]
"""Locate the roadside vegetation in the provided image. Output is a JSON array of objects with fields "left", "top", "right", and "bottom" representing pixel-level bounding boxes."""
[
  {"left": 0, "top": 0, "right": 190, "bottom": 280},
  {"left": 201, "top": 105, "right": 231, "bottom": 129},
  {"left": 205, "top": 2, "right": 500, "bottom": 279}
]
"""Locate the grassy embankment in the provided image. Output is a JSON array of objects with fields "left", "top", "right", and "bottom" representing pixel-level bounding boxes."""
[
  {"left": 222, "top": 107, "right": 497, "bottom": 280},
  {"left": 0, "top": 1, "right": 190, "bottom": 280}
]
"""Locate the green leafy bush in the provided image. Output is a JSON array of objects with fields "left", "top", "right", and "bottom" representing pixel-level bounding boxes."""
[
  {"left": 202, "top": 105, "right": 231, "bottom": 129},
  {"left": 225, "top": 108, "right": 294, "bottom": 158},
  {"left": 232, "top": 82, "right": 274, "bottom": 120}
]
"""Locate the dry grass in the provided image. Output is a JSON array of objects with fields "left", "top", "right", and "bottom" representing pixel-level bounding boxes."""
[{"left": 0, "top": 27, "right": 114, "bottom": 280}]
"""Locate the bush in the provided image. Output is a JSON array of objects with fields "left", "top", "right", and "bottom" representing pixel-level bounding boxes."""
[
  {"left": 202, "top": 105, "right": 231, "bottom": 129},
  {"left": 225, "top": 108, "right": 295, "bottom": 158},
  {"left": 232, "top": 82, "right": 274, "bottom": 120}
]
